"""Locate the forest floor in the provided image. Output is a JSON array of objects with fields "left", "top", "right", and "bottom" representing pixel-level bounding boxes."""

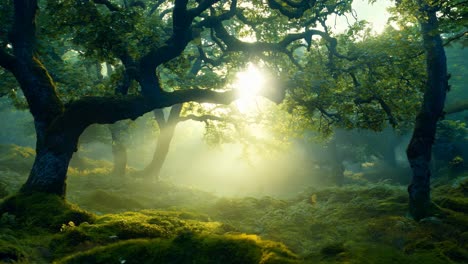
[{"left": 0, "top": 144, "right": 467, "bottom": 263}]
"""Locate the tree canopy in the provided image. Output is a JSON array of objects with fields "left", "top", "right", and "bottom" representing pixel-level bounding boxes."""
[{"left": 0, "top": 0, "right": 467, "bottom": 221}]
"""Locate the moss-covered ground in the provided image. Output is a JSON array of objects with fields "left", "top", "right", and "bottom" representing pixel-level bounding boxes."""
[{"left": 1, "top": 144, "right": 467, "bottom": 263}]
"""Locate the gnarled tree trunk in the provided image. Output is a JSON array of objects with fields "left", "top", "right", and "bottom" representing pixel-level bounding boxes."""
[
  {"left": 141, "top": 104, "right": 182, "bottom": 181},
  {"left": 406, "top": 3, "right": 448, "bottom": 220},
  {"left": 21, "top": 120, "right": 80, "bottom": 196}
]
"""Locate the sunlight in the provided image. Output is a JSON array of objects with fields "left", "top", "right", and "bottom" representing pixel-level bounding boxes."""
[
  {"left": 328, "top": 0, "right": 392, "bottom": 35},
  {"left": 234, "top": 64, "right": 267, "bottom": 113}
]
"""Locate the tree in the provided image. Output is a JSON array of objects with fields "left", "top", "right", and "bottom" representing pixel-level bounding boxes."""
[
  {"left": 0, "top": 0, "right": 350, "bottom": 197},
  {"left": 395, "top": 0, "right": 467, "bottom": 220}
]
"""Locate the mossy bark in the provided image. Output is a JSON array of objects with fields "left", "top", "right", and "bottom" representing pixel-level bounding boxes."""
[
  {"left": 3, "top": 0, "right": 284, "bottom": 197},
  {"left": 406, "top": 3, "right": 448, "bottom": 220}
]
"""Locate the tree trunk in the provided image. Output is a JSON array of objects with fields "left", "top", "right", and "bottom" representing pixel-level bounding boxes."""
[
  {"left": 21, "top": 122, "right": 77, "bottom": 196},
  {"left": 109, "top": 122, "right": 128, "bottom": 178},
  {"left": 406, "top": 3, "right": 448, "bottom": 220},
  {"left": 21, "top": 147, "right": 73, "bottom": 196},
  {"left": 329, "top": 136, "right": 344, "bottom": 186},
  {"left": 141, "top": 105, "right": 182, "bottom": 181},
  {"left": 382, "top": 128, "right": 398, "bottom": 168}
]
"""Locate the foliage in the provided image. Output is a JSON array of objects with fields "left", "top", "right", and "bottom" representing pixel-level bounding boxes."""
[
  {"left": 433, "top": 120, "right": 468, "bottom": 172},
  {"left": 286, "top": 23, "right": 425, "bottom": 135},
  {"left": 0, "top": 192, "right": 95, "bottom": 231},
  {"left": 62, "top": 164, "right": 468, "bottom": 263}
]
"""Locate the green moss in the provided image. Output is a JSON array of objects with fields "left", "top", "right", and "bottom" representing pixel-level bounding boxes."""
[
  {"left": 349, "top": 243, "right": 451, "bottom": 264},
  {"left": 47, "top": 209, "right": 232, "bottom": 259},
  {"left": 49, "top": 228, "right": 94, "bottom": 258},
  {"left": 80, "top": 189, "right": 144, "bottom": 213},
  {"left": 320, "top": 242, "right": 346, "bottom": 257},
  {"left": 0, "top": 192, "right": 95, "bottom": 231},
  {"left": 435, "top": 197, "right": 468, "bottom": 213},
  {"left": 0, "top": 239, "right": 26, "bottom": 263},
  {"left": 56, "top": 233, "right": 298, "bottom": 264}
]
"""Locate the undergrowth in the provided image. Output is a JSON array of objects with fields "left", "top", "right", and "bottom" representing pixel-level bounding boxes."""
[{"left": 0, "top": 144, "right": 467, "bottom": 263}]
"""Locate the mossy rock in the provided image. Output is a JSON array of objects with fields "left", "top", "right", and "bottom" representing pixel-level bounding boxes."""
[
  {"left": 0, "top": 192, "right": 95, "bottom": 231},
  {"left": 49, "top": 209, "right": 232, "bottom": 259},
  {"left": 57, "top": 232, "right": 299, "bottom": 264}
]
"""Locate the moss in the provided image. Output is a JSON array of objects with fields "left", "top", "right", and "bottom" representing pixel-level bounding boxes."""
[
  {"left": 80, "top": 189, "right": 144, "bottom": 213},
  {"left": 435, "top": 197, "right": 468, "bottom": 213},
  {"left": 49, "top": 228, "right": 94, "bottom": 258},
  {"left": 0, "top": 192, "right": 95, "bottom": 231},
  {"left": 0, "top": 239, "right": 26, "bottom": 263},
  {"left": 366, "top": 216, "right": 415, "bottom": 248},
  {"left": 436, "top": 241, "right": 468, "bottom": 262},
  {"left": 57, "top": 232, "right": 298, "bottom": 264},
  {"left": 320, "top": 242, "right": 346, "bottom": 257},
  {"left": 47, "top": 209, "right": 232, "bottom": 259},
  {"left": 348, "top": 243, "right": 451, "bottom": 264}
]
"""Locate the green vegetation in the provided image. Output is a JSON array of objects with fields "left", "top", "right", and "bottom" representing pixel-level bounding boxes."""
[
  {"left": 1, "top": 149, "right": 467, "bottom": 263},
  {"left": 57, "top": 233, "right": 298, "bottom": 264},
  {"left": 0, "top": 0, "right": 467, "bottom": 262}
]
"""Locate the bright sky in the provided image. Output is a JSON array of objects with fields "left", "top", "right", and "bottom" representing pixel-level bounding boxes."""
[{"left": 331, "top": 0, "right": 393, "bottom": 34}]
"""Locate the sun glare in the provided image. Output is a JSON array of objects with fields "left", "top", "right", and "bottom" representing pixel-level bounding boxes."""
[{"left": 234, "top": 64, "right": 266, "bottom": 112}]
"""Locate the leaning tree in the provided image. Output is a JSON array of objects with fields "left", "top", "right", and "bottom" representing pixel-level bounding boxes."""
[{"left": 0, "top": 0, "right": 354, "bottom": 197}]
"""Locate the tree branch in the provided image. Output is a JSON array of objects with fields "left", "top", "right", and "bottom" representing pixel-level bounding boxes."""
[
  {"left": 0, "top": 48, "right": 16, "bottom": 72},
  {"left": 188, "top": 0, "right": 222, "bottom": 18},
  {"left": 139, "top": 0, "right": 221, "bottom": 74},
  {"left": 267, "top": 0, "right": 314, "bottom": 19},
  {"left": 196, "top": 0, "right": 237, "bottom": 28},
  {"left": 445, "top": 100, "right": 468, "bottom": 114},
  {"left": 354, "top": 96, "right": 398, "bottom": 127},
  {"left": 148, "top": 0, "right": 166, "bottom": 17},
  {"left": 179, "top": 114, "right": 225, "bottom": 122},
  {"left": 93, "top": 0, "right": 120, "bottom": 11},
  {"left": 56, "top": 79, "right": 285, "bottom": 138},
  {"left": 197, "top": 46, "right": 225, "bottom": 67},
  {"left": 11, "top": 0, "right": 37, "bottom": 61}
]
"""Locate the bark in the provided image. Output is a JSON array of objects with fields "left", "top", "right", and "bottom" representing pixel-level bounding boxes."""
[
  {"left": 406, "top": 3, "right": 448, "bottom": 220},
  {"left": 329, "top": 136, "right": 344, "bottom": 186},
  {"left": 1, "top": 0, "right": 286, "bottom": 197},
  {"left": 21, "top": 129, "right": 75, "bottom": 195},
  {"left": 141, "top": 105, "right": 182, "bottom": 181},
  {"left": 8, "top": 0, "right": 73, "bottom": 196},
  {"left": 109, "top": 123, "right": 128, "bottom": 178}
]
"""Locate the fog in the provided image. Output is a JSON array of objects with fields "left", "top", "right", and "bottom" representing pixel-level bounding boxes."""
[
  {"left": 74, "top": 110, "right": 415, "bottom": 198},
  {"left": 3, "top": 96, "right": 461, "bottom": 199}
]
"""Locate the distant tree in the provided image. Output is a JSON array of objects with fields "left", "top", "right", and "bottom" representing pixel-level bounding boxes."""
[{"left": 0, "top": 0, "right": 351, "bottom": 197}]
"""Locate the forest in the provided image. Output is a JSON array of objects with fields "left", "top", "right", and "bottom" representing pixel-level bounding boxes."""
[{"left": 0, "top": 0, "right": 467, "bottom": 263}]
